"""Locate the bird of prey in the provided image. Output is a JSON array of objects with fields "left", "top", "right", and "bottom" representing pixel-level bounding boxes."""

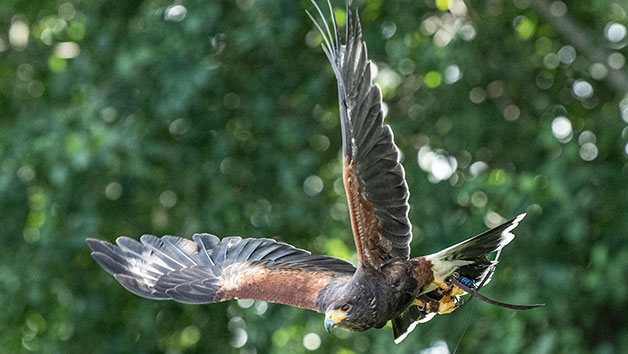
[{"left": 87, "top": 1, "right": 542, "bottom": 343}]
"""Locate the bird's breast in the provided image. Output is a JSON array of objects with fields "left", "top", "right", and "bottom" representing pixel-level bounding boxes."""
[{"left": 371, "top": 260, "right": 421, "bottom": 322}]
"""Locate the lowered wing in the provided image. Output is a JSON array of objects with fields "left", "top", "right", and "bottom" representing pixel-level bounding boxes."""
[
  {"left": 87, "top": 234, "right": 355, "bottom": 312},
  {"left": 308, "top": 1, "right": 412, "bottom": 269}
]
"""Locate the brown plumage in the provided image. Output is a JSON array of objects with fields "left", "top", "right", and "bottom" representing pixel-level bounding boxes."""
[{"left": 87, "top": 0, "right": 540, "bottom": 343}]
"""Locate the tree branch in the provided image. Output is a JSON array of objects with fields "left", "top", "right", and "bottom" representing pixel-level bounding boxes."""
[{"left": 530, "top": 0, "right": 628, "bottom": 95}]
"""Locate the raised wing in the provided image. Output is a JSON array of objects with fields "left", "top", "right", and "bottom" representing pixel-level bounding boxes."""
[
  {"left": 307, "top": 1, "right": 412, "bottom": 268},
  {"left": 87, "top": 234, "right": 355, "bottom": 312}
]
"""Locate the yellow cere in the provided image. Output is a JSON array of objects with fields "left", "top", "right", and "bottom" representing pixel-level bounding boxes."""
[{"left": 327, "top": 308, "right": 348, "bottom": 324}]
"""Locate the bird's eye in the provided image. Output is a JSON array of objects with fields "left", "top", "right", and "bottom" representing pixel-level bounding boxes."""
[{"left": 340, "top": 304, "right": 350, "bottom": 312}]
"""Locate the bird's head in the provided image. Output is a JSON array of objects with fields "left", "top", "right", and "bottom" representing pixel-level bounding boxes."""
[
  {"left": 324, "top": 302, "right": 352, "bottom": 332},
  {"left": 324, "top": 286, "right": 377, "bottom": 332}
]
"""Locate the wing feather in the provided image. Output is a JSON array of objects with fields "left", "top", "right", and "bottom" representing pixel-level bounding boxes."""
[
  {"left": 308, "top": 2, "right": 413, "bottom": 267},
  {"left": 87, "top": 234, "right": 355, "bottom": 311}
]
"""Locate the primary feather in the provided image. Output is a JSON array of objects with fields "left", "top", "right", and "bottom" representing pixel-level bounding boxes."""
[
  {"left": 307, "top": 1, "right": 412, "bottom": 267},
  {"left": 87, "top": 234, "right": 355, "bottom": 310}
]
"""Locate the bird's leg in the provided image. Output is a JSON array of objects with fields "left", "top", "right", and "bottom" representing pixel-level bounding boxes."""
[
  {"left": 449, "top": 284, "right": 465, "bottom": 296},
  {"left": 432, "top": 277, "right": 450, "bottom": 291},
  {"left": 430, "top": 277, "right": 465, "bottom": 314},
  {"left": 413, "top": 298, "right": 441, "bottom": 313},
  {"left": 412, "top": 298, "right": 427, "bottom": 311},
  {"left": 437, "top": 295, "right": 458, "bottom": 314}
]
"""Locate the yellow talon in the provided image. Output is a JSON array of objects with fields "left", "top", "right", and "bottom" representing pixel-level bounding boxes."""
[
  {"left": 450, "top": 285, "right": 464, "bottom": 296},
  {"left": 433, "top": 277, "right": 449, "bottom": 290},
  {"left": 438, "top": 296, "right": 457, "bottom": 314}
]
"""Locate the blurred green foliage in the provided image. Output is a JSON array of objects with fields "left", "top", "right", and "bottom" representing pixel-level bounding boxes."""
[{"left": 1, "top": 0, "right": 628, "bottom": 353}]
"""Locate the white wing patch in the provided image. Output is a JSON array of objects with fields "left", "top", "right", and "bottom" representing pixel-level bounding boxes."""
[{"left": 425, "top": 213, "right": 526, "bottom": 281}]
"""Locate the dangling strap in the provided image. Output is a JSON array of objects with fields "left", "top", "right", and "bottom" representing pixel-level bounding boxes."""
[{"left": 450, "top": 276, "right": 544, "bottom": 310}]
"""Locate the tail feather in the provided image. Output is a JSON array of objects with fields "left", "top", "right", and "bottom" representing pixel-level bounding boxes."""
[
  {"left": 426, "top": 213, "right": 526, "bottom": 284},
  {"left": 392, "top": 305, "right": 436, "bottom": 344},
  {"left": 392, "top": 213, "right": 527, "bottom": 343}
]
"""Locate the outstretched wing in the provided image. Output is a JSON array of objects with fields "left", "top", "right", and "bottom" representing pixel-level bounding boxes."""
[
  {"left": 87, "top": 234, "right": 355, "bottom": 312},
  {"left": 307, "top": 2, "right": 412, "bottom": 268}
]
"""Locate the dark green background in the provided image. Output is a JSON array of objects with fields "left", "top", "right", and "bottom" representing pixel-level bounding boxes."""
[{"left": 2, "top": 0, "right": 627, "bottom": 353}]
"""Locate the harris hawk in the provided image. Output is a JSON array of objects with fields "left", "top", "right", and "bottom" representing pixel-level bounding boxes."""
[{"left": 87, "top": 1, "right": 542, "bottom": 343}]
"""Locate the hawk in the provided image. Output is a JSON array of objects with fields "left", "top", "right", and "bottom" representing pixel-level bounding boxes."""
[{"left": 87, "top": 1, "right": 542, "bottom": 343}]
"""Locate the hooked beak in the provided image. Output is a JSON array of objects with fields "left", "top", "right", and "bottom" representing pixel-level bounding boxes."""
[
  {"left": 324, "top": 317, "right": 335, "bottom": 333},
  {"left": 324, "top": 308, "right": 347, "bottom": 333}
]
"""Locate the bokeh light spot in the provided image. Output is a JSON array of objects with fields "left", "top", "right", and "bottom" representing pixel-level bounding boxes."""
[
  {"left": 303, "top": 175, "right": 323, "bottom": 196},
  {"left": 303, "top": 333, "right": 321, "bottom": 351},
  {"left": 17, "top": 165, "right": 36, "bottom": 183},
  {"left": 578, "top": 131, "right": 596, "bottom": 145},
  {"left": 579, "top": 143, "right": 598, "bottom": 161},
  {"left": 376, "top": 68, "right": 401, "bottom": 91},
  {"left": 105, "top": 182, "right": 122, "bottom": 200},
  {"left": 420, "top": 340, "right": 450, "bottom": 354},
  {"left": 381, "top": 21, "right": 397, "bottom": 39},
  {"left": 165, "top": 5, "right": 187, "bottom": 22},
  {"left": 605, "top": 23, "right": 627, "bottom": 43},
  {"left": 417, "top": 146, "right": 457, "bottom": 182},
  {"left": 536, "top": 71, "right": 554, "bottom": 90},
  {"left": 9, "top": 18, "right": 29, "bottom": 50},
  {"left": 100, "top": 107, "right": 118, "bottom": 123},
  {"left": 445, "top": 65, "right": 461, "bottom": 84},
  {"left": 489, "top": 169, "right": 507, "bottom": 185},
  {"left": 590, "top": 63, "right": 608, "bottom": 80},
  {"left": 180, "top": 325, "right": 201, "bottom": 348},
  {"left": 551, "top": 116, "right": 572, "bottom": 143},
  {"left": 230, "top": 328, "right": 248, "bottom": 348},
  {"left": 543, "top": 53, "right": 560, "bottom": 69},
  {"left": 608, "top": 52, "right": 625, "bottom": 69},
  {"left": 28, "top": 81, "right": 45, "bottom": 98},
  {"left": 398, "top": 58, "right": 415, "bottom": 75},
  {"left": 449, "top": 0, "right": 468, "bottom": 16},
  {"left": 48, "top": 55, "right": 67, "bottom": 72},
  {"left": 58, "top": 3, "right": 76, "bottom": 21},
  {"left": 469, "top": 87, "right": 486, "bottom": 103},
  {"left": 504, "top": 105, "right": 520, "bottom": 121},
  {"left": 558, "top": 45, "right": 576, "bottom": 64},
  {"left": 309, "top": 134, "right": 330, "bottom": 152},
  {"left": 459, "top": 24, "right": 476, "bottom": 41},
  {"left": 514, "top": 16, "right": 536, "bottom": 40},
  {"left": 436, "top": 0, "right": 449, "bottom": 11},
  {"left": 236, "top": 0, "right": 256, "bottom": 11},
  {"left": 485, "top": 211, "right": 505, "bottom": 228},
  {"left": 237, "top": 299, "right": 254, "bottom": 309},
  {"left": 424, "top": 71, "right": 442, "bottom": 88},
  {"left": 549, "top": 1, "right": 567, "bottom": 17},
  {"left": 469, "top": 161, "right": 488, "bottom": 177},
  {"left": 471, "top": 191, "right": 488, "bottom": 208},
  {"left": 620, "top": 97, "right": 628, "bottom": 122},
  {"left": 68, "top": 22, "right": 85, "bottom": 41},
  {"left": 159, "top": 190, "right": 177, "bottom": 208},
  {"left": 333, "top": 8, "right": 347, "bottom": 27},
  {"left": 169, "top": 118, "right": 188, "bottom": 137},
  {"left": 572, "top": 79, "right": 593, "bottom": 99},
  {"left": 17, "top": 63, "right": 34, "bottom": 81},
  {"left": 254, "top": 301, "right": 268, "bottom": 315},
  {"left": 54, "top": 42, "right": 80, "bottom": 59},
  {"left": 487, "top": 80, "right": 504, "bottom": 98}
]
